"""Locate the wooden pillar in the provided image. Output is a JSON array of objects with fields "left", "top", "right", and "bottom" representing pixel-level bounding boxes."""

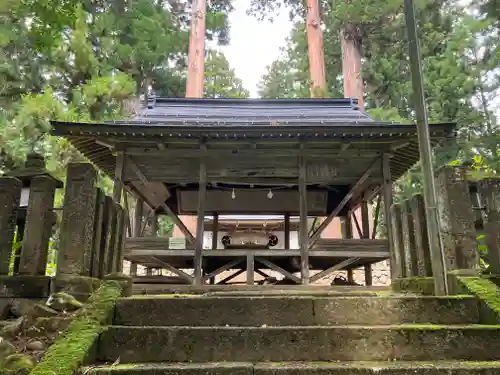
[
  {"left": 186, "top": 0, "right": 207, "bottom": 97},
  {"left": 150, "top": 213, "right": 158, "bottom": 237},
  {"left": 194, "top": 150, "right": 207, "bottom": 285},
  {"left": 134, "top": 198, "right": 144, "bottom": 237},
  {"left": 284, "top": 213, "right": 290, "bottom": 249},
  {"left": 482, "top": 179, "right": 500, "bottom": 274},
  {"left": 347, "top": 269, "right": 354, "bottom": 284},
  {"left": 410, "top": 194, "right": 433, "bottom": 276},
  {"left": 360, "top": 201, "right": 372, "bottom": 285},
  {"left": 0, "top": 177, "right": 22, "bottom": 275},
  {"left": 114, "top": 204, "right": 126, "bottom": 273},
  {"left": 436, "top": 166, "right": 478, "bottom": 271},
  {"left": 246, "top": 252, "right": 254, "bottom": 285},
  {"left": 382, "top": 155, "right": 398, "bottom": 280},
  {"left": 112, "top": 152, "right": 125, "bottom": 273},
  {"left": 306, "top": 0, "right": 326, "bottom": 96},
  {"left": 58, "top": 164, "right": 98, "bottom": 276},
  {"left": 299, "top": 151, "right": 309, "bottom": 285},
  {"left": 340, "top": 214, "right": 353, "bottom": 239},
  {"left": 212, "top": 213, "right": 218, "bottom": 250},
  {"left": 100, "top": 195, "right": 113, "bottom": 278}
]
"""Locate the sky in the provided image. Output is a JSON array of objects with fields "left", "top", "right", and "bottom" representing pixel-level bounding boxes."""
[{"left": 219, "top": 0, "right": 293, "bottom": 97}]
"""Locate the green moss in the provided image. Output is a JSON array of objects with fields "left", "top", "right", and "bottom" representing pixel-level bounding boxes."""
[
  {"left": 29, "top": 280, "right": 123, "bottom": 375},
  {"left": 392, "top": 277, "right": 435, "bottom": 295}
]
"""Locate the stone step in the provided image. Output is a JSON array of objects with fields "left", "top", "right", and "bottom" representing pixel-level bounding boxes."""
[
  {"left": 114, "top": 295, "right": 479, "bottom": 326},
  {"left": 98, "top": 325, "right": 500, "bottom": 363},
  {"left": 84, "top": 361, "right": 500, "bottom": 375}
]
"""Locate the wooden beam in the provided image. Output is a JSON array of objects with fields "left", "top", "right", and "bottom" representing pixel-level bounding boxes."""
[
  {"left": 126, "top": 156, "right": 196, "bottom": 244},
  {"left": 284, "top": 213, "right": 290, "bottom": 249},
  {"left": 299, "top": 147, "right": 309, "bottom": 284},
  {"left": 361, "top": 200, "right": 370, "bottom": 238},
  {"left": 308, "top": 158, "right": 379, "bottom": 248},
  {"left": 310, "top": 257, "right": 360, "bottom": 283},
  {"left": 202, "top": 259, "right": 242, "bottom": 282},
  {"left": 256, "top": 258, "right": 301, "bottom": 284},
  {"left": 194, "top": 144, "right": 207, "bottom": 285},
  {"left": 352, "top": 213, "right": 363, "bottom": 238},
  {"left": 113, "top": 151, "right": 124, "bottom": 204},
  {"left": 382, "top": 154, "right": 397, "bottom": 280},
  {"left": 211, "top": 213, "right": 219, "bottom": 249},
  {"left": 150, "top": 257, "right": 193, "bottom": 283},
  {"left": 246, "top": 252, "right": 255, "bottom": 285},
  {"left": 217, "top": 269, "right": 245, "bottom": 284},
  {"left": 371, "top": 194, "right": 382, "bottom": 239}
]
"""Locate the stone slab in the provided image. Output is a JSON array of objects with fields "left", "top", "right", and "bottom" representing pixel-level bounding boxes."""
[
  {"left": 51, "top": 275, "right": 101, "bottom": 301},
  {"left": 114, "top": 296, "right": 480, "bottom": 326},
  {"left": 84, "top": 362, "right": 500, "bottom": 375},
  {"left": 98, "top": 326, "right": 500, "bottom": 363},
  {"left": 0, "top": 275, "right": 51, "bottom": 298}
]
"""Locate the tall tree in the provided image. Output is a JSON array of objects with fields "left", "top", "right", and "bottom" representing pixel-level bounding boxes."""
[{"left": 204, "top": 50, "right": 249, "bottom": 98}]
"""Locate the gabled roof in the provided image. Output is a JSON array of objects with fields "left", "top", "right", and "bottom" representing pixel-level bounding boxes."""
[{"left": 106, "top": 97, "right": 375, "bottom": 126}]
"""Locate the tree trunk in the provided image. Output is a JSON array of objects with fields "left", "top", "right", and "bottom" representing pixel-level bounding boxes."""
[
  {"left": 341, "top": 26, "right": 364, "bottom": 110},
  {"left": 306, "top": 0, "right": 326, "bottom": 97},
  {"left": 186, "top": 0, "right": 207, "bottom": 98}
]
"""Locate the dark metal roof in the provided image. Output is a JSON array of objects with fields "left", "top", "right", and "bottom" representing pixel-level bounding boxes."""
[{"left": 107, "top": 97, "right": 375, "bottom": 126}]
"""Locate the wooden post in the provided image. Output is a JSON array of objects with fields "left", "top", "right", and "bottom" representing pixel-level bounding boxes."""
[
  {"left": 212, "top": 213, "right": 218, "bottom": 250},
  {"left": 306, "top": 0, "right": 326, "bottom": 96},
  {"left": 284, "top": 213, "right": 290, "bottom": 249},
  {"left": 299, "top": 150, "right": 309, "bottom": 284},
  {"left": 150, "top": 212, "right": 158, "bottom": 237},
  {"left": 89, "top": 189, "right": 105, "bottom": 278},
  {"left": 134, "top": 197, "right": 144, "bottom": 237},
  {"left": 347, "top": 269, "right": 354, "bottom": 284},
  {"left": 194, "top": 148, "right": 207, "bottom": 285},
  {"left": 0, "top": 177, "right": 22, "bottom": 275},
  {"left": 382, "top": 155, "right": 398, "bottom": 280},
  {"left": 360, "top": 200, "right": 372, "bottom": 285},
  {"left": 186, "top": 0, "right": 207, "bottom": 97},
  {"left": 401, "top": 199, "right": 419, "bottom": 276},
  {"left": 100, "top": 195, "right": 113, "bottom": 278},
  {"left": 246, "top": 252, "right": 254, "bottom": 285}
]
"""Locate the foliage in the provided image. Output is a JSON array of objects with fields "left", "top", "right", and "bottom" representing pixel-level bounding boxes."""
[{"left": 204, "top": 50, "right": 250, "bottom": 98}]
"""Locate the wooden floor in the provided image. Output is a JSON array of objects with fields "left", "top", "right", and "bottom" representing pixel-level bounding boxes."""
[{"left": 125, "top": 237, "right": 389, "bottom": 272}]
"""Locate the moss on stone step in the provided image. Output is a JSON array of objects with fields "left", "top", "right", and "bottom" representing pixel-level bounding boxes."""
[{"left": 29, "top": 280, "right": 123, "bottom": 375}]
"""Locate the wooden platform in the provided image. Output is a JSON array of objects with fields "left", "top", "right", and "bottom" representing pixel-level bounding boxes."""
[{"left": 124, "top": 237, "right": 390, "bottom": 276}]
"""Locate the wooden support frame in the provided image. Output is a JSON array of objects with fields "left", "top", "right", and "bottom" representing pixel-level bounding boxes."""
[
  {"left": 150, "top": 256, "right": 193, "bottom": 284},
  {"left": 308, "top": 158, "right": 379, "bottom": 248},
  {"left": 298, "top": 146, "right": 309, "bottom": 284},
  {"left": 113, "top": 151, "right": 124, "bottom": 204},
  {"left": 194, "top": 143, "right": 207, "bottom": 285},
  {"left": 310, "top": 257, "right": 360, "bottom": 283},
  {"left": 256, "top": 257, "right": 301, "bottom": 284},
  {"left": 211, "top": 213, "right": 219, "bottom": 249},
  {"left": 217, "top": 269, "right": 245, "bottom": 284},
  {"left": 371, "top": 194, "right": 381, "bottom": 239},
  {"left": 382, "top": 154, "right": 398, "bottom": 280},
  {"left": 246, "top": 252, "right": 255, "bottom": 285},
  {"left": 202, "top": 258, "right": 242, "bottom": 282},
  {"left": 127, "top": 156, "right": 196, "bottom": 244},
  {"left": 284, "top": 213, "right": 290, "bottom": 249}
]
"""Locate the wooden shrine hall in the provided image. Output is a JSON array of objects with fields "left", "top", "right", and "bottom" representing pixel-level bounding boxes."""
[{"left": 51, "top": 97, "right": 456, "bottom": 286}]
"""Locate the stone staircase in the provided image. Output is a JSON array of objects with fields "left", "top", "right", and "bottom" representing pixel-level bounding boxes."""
[{"left": 85, "top": 290, "right": 500, "bottom": 374}]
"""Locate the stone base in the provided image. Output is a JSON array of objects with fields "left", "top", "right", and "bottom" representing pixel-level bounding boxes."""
[
  {"left": 104, "top": 273, "right": 133, "bottom": 297},
  {"left": 0, "top": 275, "right": 51, "bottom": 298},
  {"left": 52, "top": 275, "right": 101, "bottom": 302}
]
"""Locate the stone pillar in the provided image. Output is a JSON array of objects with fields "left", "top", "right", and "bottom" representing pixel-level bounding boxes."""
[
  {"left": 390, "top": 204, "right": 406, "bottom": 278},
  {"left": 57, "top": 163, "right": 98, "bottom": 276},
  {"left": 410, "top": 194, "right": 433, "bottom": 276},
  {"left": 0, "top": 177, "right": 22, "bottom": 275},
  {"left": 436, "top": 166, "right": 479, "bottom": 271},
  {"left": 18, "top": 176, "right": 58, "bottom": 275},
  {"left": 401, "top": 199, "right": 419, "bottom": 277},
  {"left": 90, "top": 189, "right": 105, "bottom": 278},
  {"left": 481, "top": 179, "right": 500, "bottom": 274}
]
